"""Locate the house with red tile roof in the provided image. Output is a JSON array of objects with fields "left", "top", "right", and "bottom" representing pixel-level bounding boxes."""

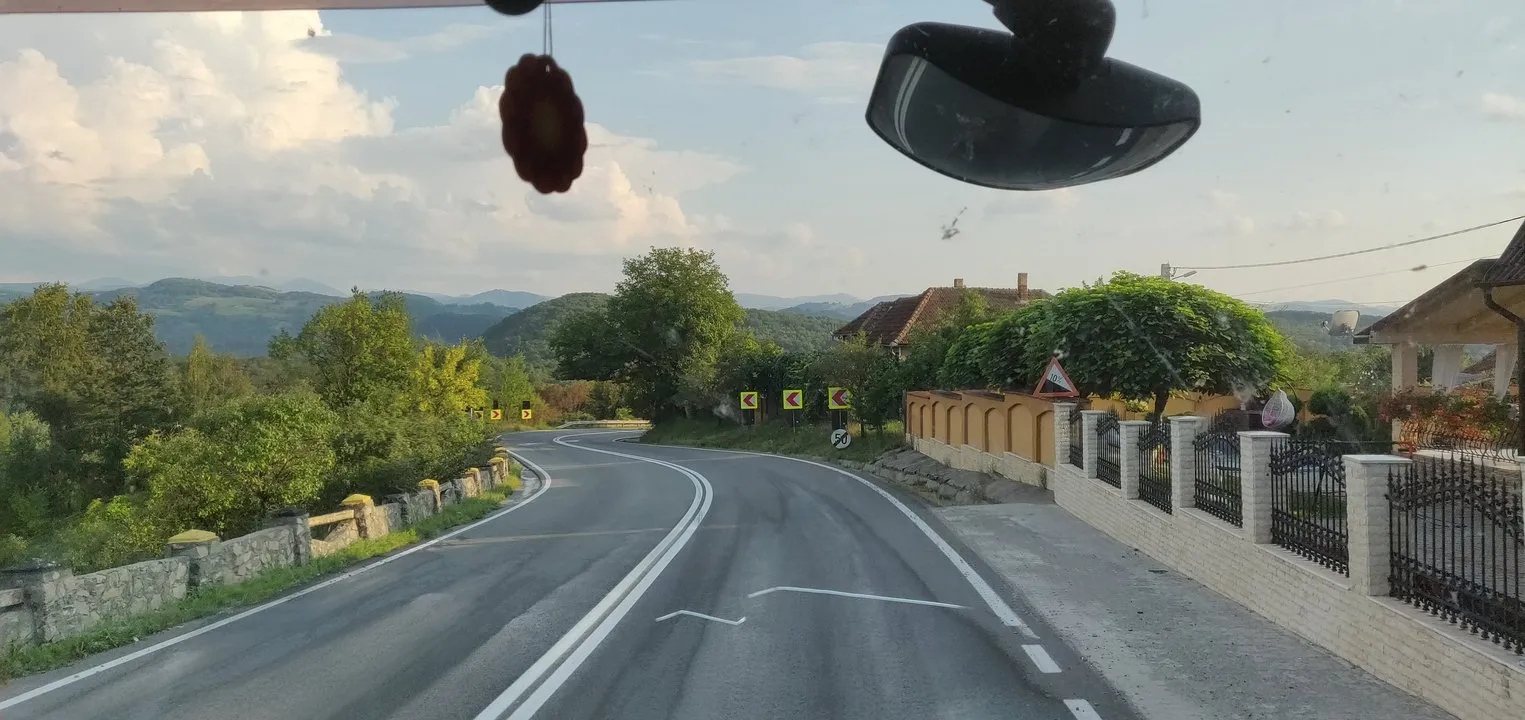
[{"left": 833, "top": 274, "right": 1045, "bottom": 359}]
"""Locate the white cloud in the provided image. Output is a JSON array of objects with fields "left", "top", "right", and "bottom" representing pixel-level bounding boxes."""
[
  {"left": 0, "top": 12, "right": 766, "bottom": 293},
  {"left": 1283, "top": 209, "right": 1347, "bottom": 231},
  {"left": 1204, "top": 189, "right": 1238, "bottom": 209},
  {"left": 1480, "top": 92, "right": 1525, "bottom": 120},
  {"left": 298, "top": 23, "right": 505, "bottom": 64},
  {"left": 983, "top": 188, "right": 1079, "bottom": 217},
  {"left": 688, "top": 42, "right": 882, "bottom": 98}
]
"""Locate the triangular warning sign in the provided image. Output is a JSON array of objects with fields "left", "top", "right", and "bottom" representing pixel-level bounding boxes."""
[{"left": 1033, "top": 356, "right": 1079, "bottom": 398}]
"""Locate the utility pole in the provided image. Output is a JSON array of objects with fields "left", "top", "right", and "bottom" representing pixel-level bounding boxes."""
[
  {"left": 1160, "top": 263, "right": 1197, "bottom": 282},
  {"left": 1160, "top": 263, "right": 1171, "bottom": 280}
]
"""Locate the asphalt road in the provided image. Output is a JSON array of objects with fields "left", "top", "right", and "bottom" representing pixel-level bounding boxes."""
[{"left": 0, "top": 430, "right": 1138, "bottom": 720}]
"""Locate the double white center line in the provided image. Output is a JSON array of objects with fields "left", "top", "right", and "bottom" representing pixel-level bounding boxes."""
[{"left": 471, "top": 435, "right": 714, "bottom": 720}]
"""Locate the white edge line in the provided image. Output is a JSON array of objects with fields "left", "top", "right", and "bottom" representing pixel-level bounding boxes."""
[
  {"left": 1065, "top": 698, "right": 1104, "bottom": 720},
  {"left": 653, "top": 610, "right": 746, "bottom": 626},
  {"left": 747, "top": 585, "right": 966, "bottom": 610},
  {"left": 637, "top": 442, "right": 1039, "bottom": 639},
  {"left": 1022, "top": 644, "right": 1063, "bottom": 674},
  {"left": 0, "top": 454, "right": 555, "bottom": 711},
  {"left": 471, "top": 434, "right": 712, "bottom": 720}
]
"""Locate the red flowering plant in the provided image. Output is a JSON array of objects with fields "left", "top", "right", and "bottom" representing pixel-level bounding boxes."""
[
  {"left": 499, "top": 53, "right": 588, "bottom": 194},
  {"left": 1377, "top": 385, "right": 1516, "bottom": 450}
]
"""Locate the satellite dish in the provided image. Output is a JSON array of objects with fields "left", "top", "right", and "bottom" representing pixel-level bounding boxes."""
[
  {"left": 1329, "top": 310, "right": 1360, "bottom": 336},
  {"left": 864, "top": 0, "right": 1201, "bottom": 191}
]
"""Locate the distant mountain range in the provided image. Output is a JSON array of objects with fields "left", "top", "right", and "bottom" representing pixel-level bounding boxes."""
[{"left": 1249, "top": 299, "right": 1401, "bottom": 317}]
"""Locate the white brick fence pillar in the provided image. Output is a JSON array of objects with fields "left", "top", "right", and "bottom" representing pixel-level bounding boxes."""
[
  {"left": 1053, "top": 403, "right": 1077, "bottom": 470},
  {"left": 1081, "top": 410, "right": 1108, "bottom": 479},
  {"left": 1345, "top": 454, "right": 1411, "bottom": 596},
  {"left": 1239, "top": 430, "right": 1287, "bottom": 544},
  {"left": 1169, "top": 415, "right": 1202, "bottom": 511},
  {"left": 1119, "top": 420, "right": 1150, "bottom": 499}
]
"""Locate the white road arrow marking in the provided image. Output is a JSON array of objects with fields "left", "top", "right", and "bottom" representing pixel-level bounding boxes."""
[
  {"left": 746, "top": 586, "right": 966, "bottom": 610},
  {"left": 654, "top": 610, "right": 747, "bottom": 626}
]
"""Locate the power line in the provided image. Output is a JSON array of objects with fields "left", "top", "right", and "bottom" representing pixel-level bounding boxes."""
[
  {"left": 1175, "top": 214, "right": 1525, "bottom": 271},
  {"left": 1234, "top": 256, "right": 1487, "bottom": 298}
]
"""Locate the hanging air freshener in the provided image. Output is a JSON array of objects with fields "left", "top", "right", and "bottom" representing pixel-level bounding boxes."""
[{"left": 498, "top": 2, "right": 588, "bottom": 194}]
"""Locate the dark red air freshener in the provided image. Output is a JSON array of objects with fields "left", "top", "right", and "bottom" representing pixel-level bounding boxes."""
[{"left": 499, "top": 53, "right": 588, "bottom": 195}]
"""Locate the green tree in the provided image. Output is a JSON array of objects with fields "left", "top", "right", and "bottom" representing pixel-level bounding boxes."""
[
  {"left": 127, "top": 391, "right": 339, "bottom": 537},
  {"left": 403, "top": 342, "right": 488, "bottom": 416},
  {"left": 811, "top": 334, "right": 887, "bottom": 426},
  {"left": 585, "top": 381, "right": 627, "bottom": 420},
  {"left": 183, "top": 335, "right": 254, "bottom": 417},
  {"left": 488, "top": 354, "right": 537, "bottom": 414},
  {"left": 1024, "top": 272, "right": 1286, "bottom": 419},
  {"left": 271, "top": 289, "right": 415, "bottom": 410},
  {"left": 552, "top": 247, "right": 744, "bottom": 419}
]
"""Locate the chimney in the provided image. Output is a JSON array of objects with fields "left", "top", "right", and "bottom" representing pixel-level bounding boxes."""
[
  {"left": 953, "top": 278, "right": 965, "bottom": 289},
  {"left": 1017, "top": 272, "right": 1029, "bottom": 302}
]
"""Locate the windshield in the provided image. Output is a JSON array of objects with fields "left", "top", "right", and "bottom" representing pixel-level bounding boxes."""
[{"left": 1, "top": 2, "right": 1523, "bottom": 720}]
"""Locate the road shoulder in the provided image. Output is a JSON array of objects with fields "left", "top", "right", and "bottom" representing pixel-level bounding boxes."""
[{"left": 935, "top": 501, "right": 1458, "bottom": 720}]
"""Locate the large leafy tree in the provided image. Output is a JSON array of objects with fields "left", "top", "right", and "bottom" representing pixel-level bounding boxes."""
[
  {"left": 0, "top": 286, "right": 181, "bottom": 506},
  {"left": 551, "top": 247, "right": 744, "bottom": 419},
  {"left": 270, "top": 289, "right": 415, "bottom": 410},
  {"left": 1024, "top": 272, "right": 1286, "bottom": 419},
  {"left": 183, "top": 335, "right": 255, "bottom": 417}
]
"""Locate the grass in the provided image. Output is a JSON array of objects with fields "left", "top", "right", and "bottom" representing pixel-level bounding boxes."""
[
  {"left": 640, "top": 417, "right": 906, "bottom": 463},
  {"left": 0, "top": 490, "right": 510, "bottom": 684}
]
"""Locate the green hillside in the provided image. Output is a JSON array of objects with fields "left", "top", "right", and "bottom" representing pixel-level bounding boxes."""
[
  {"left": 480, "top": 292, "right": 612, "bottom": 371},
  {"left": 1264, "top": 309, "right": 1383, "bottom": 353},
  {"left": 481, "top": 294, "right": 845, "bottom": 375},
  {"left": 0, "top": 279, "right": 516, "bottom": 356}
]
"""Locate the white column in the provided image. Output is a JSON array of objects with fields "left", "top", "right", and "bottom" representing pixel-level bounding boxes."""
[
  {"left": 1345, "top": 454, "right": 1411, "bottom": 595},
  {"left": 1053, "top": 403, "right": 1076, "bottom": 470},
  {"left": 1494, "top": 344, "right": 1517, "bottom": 399},
  {"left": 1119, "top": 420, "right": 1149, "bottom": 499},
  {"left": 1239, "top": 430, "right": 1288, "bottom": 544},
  {"left": 1169, "top": 415, "right": 1202, "bottom": 511},
  {"left": 1431, "top": 344, "right": 1464, "bottom": 390},
  {"left": 1080, "top": 411, "right": 1108, "bottom": 479},
  {"left": 1390, "top": 342, "right": 1421, "bottom": 442}
]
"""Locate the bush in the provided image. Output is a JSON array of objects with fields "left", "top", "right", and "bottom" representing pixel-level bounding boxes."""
[
  {"left": 332, "top": 406, "right": 491, "bottom": 502},
  {"left": 126, "top": 391, "right": 339, "bottom": 538},
  {"left": 58, "top": 495, "right": 167, "bottom": 572}
]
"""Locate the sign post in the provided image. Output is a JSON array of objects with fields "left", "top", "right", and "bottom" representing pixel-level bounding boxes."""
[
  {"left": 782, "top": 389, "right": 803, "bottom": 429},
  {"left": 1033, "top": 355, "right": 1081, "bottom": 399},
  {"left": 739, "top": 391, "right": 758, "bottom": 426},
  {"left": 490, "top": 400, "right": 503, "bottom": 421},
  {"left": 520, "top": 400, "right": 533, "bottom": 422}
]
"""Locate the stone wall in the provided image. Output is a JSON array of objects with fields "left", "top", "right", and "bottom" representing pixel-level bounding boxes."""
[
  {"left": 0, "top": 450, "right": 522, "bottom": 651},
  {"left": 1, "top": 587, "right": 34, "bottom": 649},
  {"left": 199, "top": 526, "right": 299, "bottom": 587},
  {"left": 0, "top": 558, "right": 190, "bottom": 643}
]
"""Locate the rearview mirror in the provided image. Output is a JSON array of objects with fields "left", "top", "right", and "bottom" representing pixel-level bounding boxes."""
[{"left": 865, "top": 19, "right": 1201, "bottom": 191}]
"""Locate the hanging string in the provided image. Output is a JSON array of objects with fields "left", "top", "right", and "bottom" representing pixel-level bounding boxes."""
[{"left": 542, "top": 1, "right": 554, "bottom": 57}]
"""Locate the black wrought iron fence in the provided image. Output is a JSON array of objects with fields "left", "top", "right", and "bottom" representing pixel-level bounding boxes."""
[
  {"left": 1389, "top": 457, "right": 1524, "bottom": 655},
  {"left": 1269, "top": 439, "right": 1351, "bottom": 575},
  {"left": 1068, "top": 408, "right": 1084, "bottom": 468},
  {"left": 1095, "top": 412, "right": 1121, "bottom": 487},
  {"left": 1138, "top": 421, "right": 1171, "bottom": 513},
  {"left": 1193, "top": 430, "right": 1242, "bottom": 526}
]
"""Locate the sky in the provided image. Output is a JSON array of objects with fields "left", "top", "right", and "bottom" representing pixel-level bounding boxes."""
[{"left": 1, "top": 0, "right": 1524, "bottom": 308}]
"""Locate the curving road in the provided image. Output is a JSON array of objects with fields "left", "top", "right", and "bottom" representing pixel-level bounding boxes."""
[{"left": 0, "top": 429, "right": 1136, "bottom": 720}]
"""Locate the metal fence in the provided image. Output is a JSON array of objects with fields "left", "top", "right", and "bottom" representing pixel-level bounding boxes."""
[
  {"left": 1269, "top": 439, "right": 1350, "bottom": 575},
  {"left": 1389, "top": 456, "right": 1524, "bottom": 655},
  {"left": 1095, "top": 412, "right": 1121, "bottom": 487},
  {"left": 1138, "top": 421, "right": 1172, "bottom": 513},
  {"left": 1193, "top": 428, "right": 1242, "bottom": 527},
  {"left": 1068, "top": 409, "right": 1084, "bottom": 468}
]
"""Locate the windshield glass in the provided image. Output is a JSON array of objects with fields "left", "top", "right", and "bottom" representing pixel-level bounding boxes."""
[{"left": 2, "top": 2, "right": 1523, "bottom": 720}]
